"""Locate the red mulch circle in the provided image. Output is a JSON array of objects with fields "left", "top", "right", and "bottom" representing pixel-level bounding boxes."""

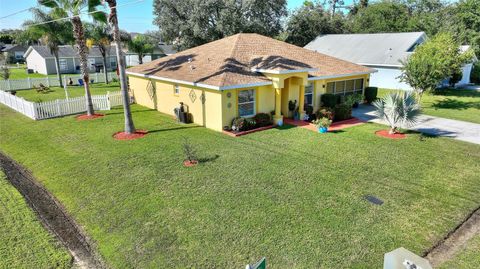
[
  {"left": 113, "top": 130, "right": 148, "bottom": 140},
  {"left": 76, "top": 113, "right": 105, "bottom": 121},
  {"left": 183, "top": 160, "right": 198, "bottom": 167},
  {"left": 375, "top": 130, "right": 407, "bottom": 139}
]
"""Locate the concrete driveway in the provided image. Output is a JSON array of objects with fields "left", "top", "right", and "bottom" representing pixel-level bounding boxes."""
[{"left": 353, "top": 104, "right": 480, "bottom": 145}]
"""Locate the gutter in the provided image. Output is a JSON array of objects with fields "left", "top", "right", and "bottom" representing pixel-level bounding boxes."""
[{"left": 308, "top": 70, "right": 377, "bottom": 81}]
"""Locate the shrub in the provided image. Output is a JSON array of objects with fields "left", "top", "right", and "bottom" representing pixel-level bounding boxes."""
[
  {"left": 471, "top": 62, "right": 480, "bottom": 84},
  {"left": 373, "top": 91, "right": 421, "bottom": 134},
  {"left": 231, "top": 117, "right": 256, "bottom": 132},
  {"left": 321, "top": 94, "right": 337, "bottom": 109},
  {"left": 364, "top": 87, "right": 378, "bottom": 104},
  {"left": 334, "top": 103, "right": 352, "bottom": 121},
  {"left": 316, "top": 107, "right": 334, "bottom": 121},
  {"left": 0, "top": 66, "right": 10, "bottom": 80},
  {"left": 253, "top": 113, "right": 272, "bottom": 127},
  {"left": 182, "top": 137, "right": 197, "bottom": 162},
  {"left": 313, "top": 117, "right": 332, "bottom": 128}
]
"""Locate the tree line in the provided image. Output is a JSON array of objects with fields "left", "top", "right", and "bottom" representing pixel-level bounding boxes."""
[{"left": 152, "top": 0, "right": 479, "bottom": 56}]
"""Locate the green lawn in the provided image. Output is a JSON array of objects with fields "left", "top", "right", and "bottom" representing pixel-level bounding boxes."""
[
  {"left": 8, "top": 68, "right": 48, "bottom": 79},
  {"left": 439, "top": 234, "right": 480, "bottom": 269},
  {"left": 16, "top": 82, "right": 120, "bottom": 102},
  {"left": 0, "top": 170, "right": 71, "bottom": 268},
  {"left": 379, "top": 88, "right": 480, "bottom": 124},
  {"left": 0, "top": 104, "right": 479, "bottom": 268}
]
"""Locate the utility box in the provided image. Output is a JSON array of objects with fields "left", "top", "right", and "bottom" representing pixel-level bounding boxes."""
[{"left": 384, "top": 247, "right": 432, "bottom": 269}]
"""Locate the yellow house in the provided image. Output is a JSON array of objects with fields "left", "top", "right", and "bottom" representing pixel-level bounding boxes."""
[{"left": 126, "top": 33, "right": 375, "bottom": 132}]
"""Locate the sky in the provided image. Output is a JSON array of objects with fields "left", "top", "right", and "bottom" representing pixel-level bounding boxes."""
[{"left": 0, "top": 0, "right": 351, "bottom": 33}]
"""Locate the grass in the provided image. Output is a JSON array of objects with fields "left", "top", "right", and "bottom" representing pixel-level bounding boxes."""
[
  {"left": 439, "top": 234, "right": 480, "bottom": 269},
  {"left": 0, "top": 170, "right": 71, "bottom": 268},
  {"left": 0, "top": 104, "right": 479, "bottom": 268},
  {"left": 379, "top": 88, "right": 480, "bottom": 124},
  {"left": 15, "top": 82, "right": 120, "bottom": 102}
]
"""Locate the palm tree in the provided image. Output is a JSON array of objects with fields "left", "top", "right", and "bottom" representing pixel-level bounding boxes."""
[
  {"left": 38, "top": 0, "right": 106, "bottom": 116},
  {"left": 24, "top": 8, "right": 73, "bottom": 87},
  {"left": 85, "top": 22, "right": 112, "bottom": 84},
  {"left": 104, "top": 0, "right": 136, "bottom": 133},
  {"left": 128, "top": 34, "right": 155, "bottom": 65},
  {"left": 373, "top": 91, "right": 421, "bottom": 134}
]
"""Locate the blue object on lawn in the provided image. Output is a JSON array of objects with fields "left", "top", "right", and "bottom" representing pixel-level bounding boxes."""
[
  {"left": 318, "top": 127, "right": 328, "bottom": 133},
  {"left": 78, "top": 79, "right": 84, "bottom": 86}
]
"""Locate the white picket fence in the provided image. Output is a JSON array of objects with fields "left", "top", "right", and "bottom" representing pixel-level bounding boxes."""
[
  {"left": 0, "top": 72, "right": 119, "bottom": 91},
  {"left": 0, "top": 90, "right": 126, "bottom": 120}
]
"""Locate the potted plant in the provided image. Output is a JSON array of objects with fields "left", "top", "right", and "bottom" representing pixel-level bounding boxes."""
[
  {"left": 293, "top": 106, "right": 300, "bottom": 120},
  {"left": 288, "top": 100, "right": 297, "bottom": 118},
  {"left": 313, "top": 117, "right": 332, "bottom": 133}
]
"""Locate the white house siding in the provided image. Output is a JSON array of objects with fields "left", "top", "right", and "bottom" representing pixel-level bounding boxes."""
[
  {"left": 368, "top": 66, "right": 412, "bottom": 90},
  {"left": 26, "top": 49, "right": 48, "bottom": 75},
  {"left": 459, "top": 63, "right": 473, "bottom": 85}
]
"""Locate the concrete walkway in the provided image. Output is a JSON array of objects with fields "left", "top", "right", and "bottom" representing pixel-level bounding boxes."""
[{"left": 352, "top": 104, "right": 480, "bottom": 145}]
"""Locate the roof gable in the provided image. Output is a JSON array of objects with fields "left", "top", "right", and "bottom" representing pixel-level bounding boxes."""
[
  {"left": 127, "top": 33, "right": 374, "bottom": 89},
  {"left": 304, "top": 32, "right": 426, "bottom": 67}
]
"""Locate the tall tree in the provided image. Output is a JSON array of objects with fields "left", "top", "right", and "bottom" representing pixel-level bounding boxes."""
[
  {"left": 285, "top": 1, "right": 344, "bottom": 47},
  {"left": 104, "top": 0, "right": 136, "bottom": 134},
  {"left": 24, "top": 8, "right": 73, "bottom": 87},
  {"left": 442, "top": 0, "right": 480, "bottom": 56},
  {"left": 85, "top": 22, "right": 112, "bottom": 84},
  {"left": 153, "top": 0, "right": 287, "bottom": 49},
  {"left": 400, "top": 33, "right": 474, "bottom": 98},
  {"left": 128, "top": 35, "right": 155, "bottom": 65},
  {"left": 38, "top": 0, "right": 106, "bottom": 116},
  {"left": 348, "top": 1, "right": 410, "bottom": 33}
]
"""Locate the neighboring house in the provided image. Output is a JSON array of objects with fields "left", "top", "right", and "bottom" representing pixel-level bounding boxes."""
[
  {"left": 126, "top": 33, "right": 374, "bottom": 132},
  {"left": 304, "top": 32, "right": 476, "bottom": 90},
  {"left": 124, "top": 42, "right": 177, "bottom": 66},
  {"left": 24, "top": 45, "right": 120, "bottom": 75},
  {"left": 1, "top": 44, "right": 27, "bottom": 64}
]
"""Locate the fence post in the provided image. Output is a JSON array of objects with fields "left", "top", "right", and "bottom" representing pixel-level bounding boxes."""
[
  {"left": 45, "top": 76, "right": 50, "bottom": 87},
  {"left": 27, "top": 77, "right": 32, "bottom": 88},
  {"left": 96, "top": 72, "right": 99, "bottom": 82},
  {"left": 106, "top": 91, "right": 111, "bottom": 109},
  {"left": 7, "top": 80, "right": 11, "bottom": 91},
  {"left": 56, "top": 99, "right": 61, "bottom": 116}
]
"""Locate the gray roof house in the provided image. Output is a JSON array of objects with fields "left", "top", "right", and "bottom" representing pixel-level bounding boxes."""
[
  {"left": 24, "top": 45, "right": 120, "bottom": 75},
  {"left": 124, "top": 42, "right": 177, "bottom": 66},
  {"left": 305, "top": 32, "right": 476, "bottom": 89},
  {"left": 1, "top": 44, "right": 28, "bottom": 64}
]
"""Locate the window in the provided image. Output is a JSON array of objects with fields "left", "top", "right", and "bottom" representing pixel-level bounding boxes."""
[
  {"left": 345, "top": 80, "right": 355, "bottom": 93},
  {"left": 238, "top": 89, "right": 255, "bottom": 117},
  {"left": 59, "top": 59, "right": 68, "bottom": 71},
  {"left": 174, "top": 85, "right": 180, "bottom": 95},
  {"left": 335, "top": 81, "right": 345, "bottom": 94},
  {"left": 304, "top": 83, "right": 313, "bottom": 107},
  {"left": 326, "top": 82, "right": 335, "bottom": 93},
  {"left": 14, "top": 51, "right": 24, "bottom": 59},
  {"left": 110, "top": 57, "right": 117, "bottom": 69},
  {"left": 354, "top": 79, "right": 364, "bottom": 92}
]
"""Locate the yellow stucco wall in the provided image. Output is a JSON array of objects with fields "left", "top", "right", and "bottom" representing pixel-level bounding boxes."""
[
  {"left": 129, "top": 76, "right": 224, "bottom": 131},
  {"left": 128, "top": 72, "right": 370, "bottom": 132}
]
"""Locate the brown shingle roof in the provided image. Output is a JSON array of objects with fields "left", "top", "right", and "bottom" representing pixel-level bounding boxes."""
[{"left": 127, "top": 33, "right": 374, "bottom": 89}]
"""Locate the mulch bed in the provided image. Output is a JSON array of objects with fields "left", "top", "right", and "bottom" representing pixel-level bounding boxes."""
[
  {"left": 375, "top": 130, "right": 407, "bottom": 139},
  {"left": 76, "top": 113, "right": 105, "bottom": 121},
  {"left": 0, "top": 152, "right": 106, "bottom": 268},
  {"left": 222, "top": 125, "right": 275, "bottom": 137},
  {"left": 113, "top": 130, "right": 148, "bottom": 140}
]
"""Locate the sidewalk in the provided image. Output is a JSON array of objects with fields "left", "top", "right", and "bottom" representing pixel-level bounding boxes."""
[{"left": 352, "top": 104, "right": 480, "bottom": 145}]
